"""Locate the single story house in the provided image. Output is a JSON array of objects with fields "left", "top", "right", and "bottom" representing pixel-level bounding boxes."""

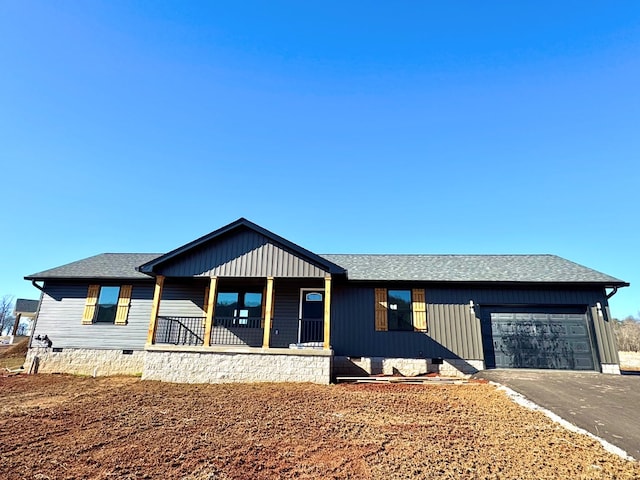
[{"left": 25, "top": 218, "right": 628, "bottom": 383}]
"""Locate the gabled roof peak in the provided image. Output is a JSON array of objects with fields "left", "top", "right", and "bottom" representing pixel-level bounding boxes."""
[{"left": 137, "top": 218, "right": 346, "bottom": 276}]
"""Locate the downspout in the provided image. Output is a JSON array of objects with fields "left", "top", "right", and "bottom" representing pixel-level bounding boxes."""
[
  {"left": 27, "top": 283, "right": 46, "bottom": 373},
  {"left": 603, "top": 286, "right": 624, "bottom": 371}
]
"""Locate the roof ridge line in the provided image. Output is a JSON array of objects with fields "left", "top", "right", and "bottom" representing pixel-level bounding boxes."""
[{"left": 321, "top": 253, "right": 556, "bottom": 256}]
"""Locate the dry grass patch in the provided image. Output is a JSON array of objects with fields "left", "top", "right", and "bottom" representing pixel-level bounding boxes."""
[{"left": 0, "top": 337, "right": 28, "bottom": 371}]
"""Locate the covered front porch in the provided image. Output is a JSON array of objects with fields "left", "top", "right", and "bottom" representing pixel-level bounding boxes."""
[
  {"left": 141, "top": 275, "right": 334, "bottom": 384},
  {"left": 134, "top": 219, "right": 346, "bottom": 384},
  {"left": 145, "top": 275, "right": 333, "bottom": 351}
]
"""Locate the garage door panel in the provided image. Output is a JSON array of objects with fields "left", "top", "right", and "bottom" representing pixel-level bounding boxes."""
[
  {"left": 569, "top": 324, "right": 588, "bottom": 336},
  {"left": 488, "top": 312, "right": 595, "bottom": 370}
]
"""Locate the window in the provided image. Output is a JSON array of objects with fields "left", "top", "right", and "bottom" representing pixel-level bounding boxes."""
[
  {"left": 82, "top": 284, "right": 132, "bottom": 325},
  {"left": 216, "top": 291, "right": 263, "bottom": 326},
  {"left": 306, "top": 292, "right": 323, "bottom": 302},
  {"left": 374, "top": 288, "right": 427, "bottom": 332},
  {"left": 387, "top": 290, "right": 413, "bottom": 331},
  {"left": 94, "top": 286, "right": 121, "bottom": 323}
]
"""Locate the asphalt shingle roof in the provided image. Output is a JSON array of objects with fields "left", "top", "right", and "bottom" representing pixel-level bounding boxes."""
[
  {"left": 25, "top": 253, "right": 162, "bottom": 280},
  {"left": 320, "top": 254, "right": 626, "bottom": 284},
  {"left": 26, "top": 252, "right": 626, "bottom": 285},
  {"left": 14, "top": 298, "right": 40, "bottom": 314}
]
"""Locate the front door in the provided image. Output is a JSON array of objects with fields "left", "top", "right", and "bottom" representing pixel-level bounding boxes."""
[{"left": 299, "top": 290, "right": 324, "bottom": 344}]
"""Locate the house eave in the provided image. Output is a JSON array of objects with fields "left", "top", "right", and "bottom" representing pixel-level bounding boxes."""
[
  {"left": 340, "top": 279, "right": 630, "bottom": 289},
  {"left": 24, "top": 275, "right": 154, "bottom": 282}
]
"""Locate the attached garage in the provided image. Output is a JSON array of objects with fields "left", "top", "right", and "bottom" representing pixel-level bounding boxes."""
[{"left": 482, "top": 309, "right": 597, "bottom": 371}]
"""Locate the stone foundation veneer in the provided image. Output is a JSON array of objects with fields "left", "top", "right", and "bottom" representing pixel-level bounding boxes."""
[
  {"left": 142, "top": 346, "right": 333, "bottom": 384},
  {"left": 25, "top": 347, "right": 145, "bottom": 376},
  {"left": 333, "top": 356, "right": 484, "bottom": 378},
  {"left": 24, "top": 346, "right": 621, "bottom": 380}
]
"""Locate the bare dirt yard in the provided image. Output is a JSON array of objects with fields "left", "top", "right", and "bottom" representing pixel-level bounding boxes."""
[{"left": 1, "top": 375, "right": 638, "bottom": 480}]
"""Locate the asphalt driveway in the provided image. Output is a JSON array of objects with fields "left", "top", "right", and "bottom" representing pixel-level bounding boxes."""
[{"left": 474, "top": 370, "right": 640, "bottom": 460}]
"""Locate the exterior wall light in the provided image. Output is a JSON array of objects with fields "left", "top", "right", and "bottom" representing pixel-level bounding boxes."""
[{"left": 596, "top": 302, "right": 603, "bottom": 317}]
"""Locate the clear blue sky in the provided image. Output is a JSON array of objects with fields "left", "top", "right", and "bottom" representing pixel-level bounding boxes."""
[{"left": 1, "top": 1, "right": 638, "bottom": 318}]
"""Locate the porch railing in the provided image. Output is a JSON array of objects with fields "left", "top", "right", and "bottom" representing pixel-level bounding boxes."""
[
  {"left": 153, "top": 315, "right": 324, "bottom": 348},
  {"left": 210, "top": 316, "right": 264, "bottom": 347},
  {"left": 298, "top": 318, "right": 324, "bottom": 344},
  {"left": 156, "top": 316, "right": 205, "bottom": 346}
]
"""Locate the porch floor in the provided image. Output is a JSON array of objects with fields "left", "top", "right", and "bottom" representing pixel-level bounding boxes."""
[{"left": 145, "top": 343, "right": 333, "bottom": 356}]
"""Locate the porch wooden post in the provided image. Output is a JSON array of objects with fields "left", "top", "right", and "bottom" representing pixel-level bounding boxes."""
[
  {"left": 203, "top": 276, "right": 217, "bottom": 347},
  {"left": 146, "top": 275, "right": 165, "bottom": 345},
  {"left": 323, "top": 275, "right": 332, "bottom": 350},
  {"left": 11, "top": 313, "right": 21, "bottom": 336},
  {"left": 262, "top": 277, "right": 274, "bottom": 348}
]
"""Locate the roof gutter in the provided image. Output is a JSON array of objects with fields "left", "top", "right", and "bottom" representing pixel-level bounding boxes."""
[
  {"left": 606, "top": 286, "right": 620, "bottom": 299},
  {"left": 134, "top": 265, "right": 155, "bottom": 276}
]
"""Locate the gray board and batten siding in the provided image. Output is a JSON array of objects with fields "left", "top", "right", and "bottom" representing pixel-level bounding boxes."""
[
  {"left": 139, "top": 226, "right": 345, "bottom": 278},
  {"left": 31, "top": 278, "right": 312, "bottom": 351},
  {"left": 34, "top": 279, "right": 618, "bottom": 367},
  {"left": 154, "top": 229, "right": 331, "bottom": 278},
  {"left": 591, "top": 304, "right": 619, "bottom": 365},
  {"left": 270, "top": 279, "right": 320, "bottom": 348},
  {"left": 31, "top": 281, "right": 214, "bottom": 350},
  {"left": 32, "top": 281, "right": 154, "bottom": 350},
  {"left": 330, "top": 283, "right": 618, "bottom": 366}
]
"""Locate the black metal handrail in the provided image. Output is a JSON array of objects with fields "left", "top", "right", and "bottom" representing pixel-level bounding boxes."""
[
  {"left": 156, "top": 316, "right": 205, "bottom": 346},
  {"left": 213, "top": 316, "right": 263, "bottom": 329},
  {"left": 298, "top": 318, "right": 324, "bottom": 344},
  {"left": 154, "top": 315, "right": 325, "bottom": 348},
  {"left": 211, "top": 316, "right": 264, "bottom": 347}
]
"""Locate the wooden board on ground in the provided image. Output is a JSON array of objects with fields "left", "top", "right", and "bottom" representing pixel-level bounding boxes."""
[{"left": 335, "top": 376, "right": 470, "bottom": 385}]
